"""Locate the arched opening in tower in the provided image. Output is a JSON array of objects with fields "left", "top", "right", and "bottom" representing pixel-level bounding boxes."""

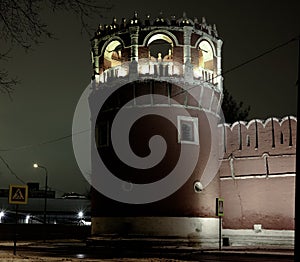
[
  {"left": 104, "top": 40, "right": 123, "bottom": 69},
  {"left": 147, "top": 34, "right": 173, "bottom": 61},
  {"left": 198, "top": 40, "right": 214, "bottom": 70},
  {"left": 196, "top": 40, "right": 215, "bottom": 82}
]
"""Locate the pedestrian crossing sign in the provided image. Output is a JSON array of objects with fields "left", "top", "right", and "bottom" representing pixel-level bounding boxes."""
[{"left": 9, "top": 185, "right": 28, "bottom": 204}]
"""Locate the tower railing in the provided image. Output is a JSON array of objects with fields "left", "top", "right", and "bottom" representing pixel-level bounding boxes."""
[
  {"left": 97, "top": 61, "right": 216, "bottom": 86},
  {"left": 139, "top": 61, "right": 181, "bottom": 77},
  {"left": 193, "top": 67, "right": 214, "bottom": 84}
]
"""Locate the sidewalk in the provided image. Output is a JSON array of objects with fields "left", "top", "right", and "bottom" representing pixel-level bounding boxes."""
[{"left": 203, "top": 245, "right": 294, "bottom": 257}]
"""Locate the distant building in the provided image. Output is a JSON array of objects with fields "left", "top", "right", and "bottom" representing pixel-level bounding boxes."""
[
  {"left": 0, "top": 183, "right": 90, "bottom": 224},
  {"left": 27, "top": 182, "right": 56, "bottom": 198}
]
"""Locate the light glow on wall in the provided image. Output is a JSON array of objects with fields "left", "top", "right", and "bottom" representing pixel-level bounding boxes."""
[
  {"left": 199, "top": 41, "right": 213, "bottom": 64},
  {"left": 104, "top": 40, "right": 122, "bottom": 68},
  {"left": 147, "top": 34, "right": 174, "bottom": 47}
]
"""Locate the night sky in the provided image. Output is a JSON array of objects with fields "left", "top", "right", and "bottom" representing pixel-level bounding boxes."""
[{"left": 0, "top": 1, "right": 299, "bottom": 196}]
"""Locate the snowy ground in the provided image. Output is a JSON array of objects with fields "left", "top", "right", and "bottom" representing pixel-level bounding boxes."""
[
  {"left": 0, "top": 251, "right": 187, "bottom": 262},
  {"left": 0, "top": 240, "right": 189, "bottom": 262}
]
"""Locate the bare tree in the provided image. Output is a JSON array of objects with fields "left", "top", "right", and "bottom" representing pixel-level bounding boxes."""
[
  {"left": 0, "top": 0, "right": 110, "bottom": 96},
  {"left": 222, "top": 86, "right": 250, "bottom": 123},
  {"left": 0, "top": 49, "right": 18, "bottom": 98}
]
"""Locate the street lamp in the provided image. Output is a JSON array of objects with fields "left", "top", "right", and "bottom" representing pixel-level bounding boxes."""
[
  {"left": 78, "top": 211, "right": 84, "bottom": 219},
  {"left": 0, "top": 210, "right": 5, "bottom": 223},
  {"left": 33, "top": 163, "right": 48, "bottom": 225}
]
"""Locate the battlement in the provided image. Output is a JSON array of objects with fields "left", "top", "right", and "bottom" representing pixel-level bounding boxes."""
[
  {"left": 219, "top": 116, "right": 297, "bottom": 159},
  {"left": 92, "top": 12, "right": 219, "bottom": 40}
]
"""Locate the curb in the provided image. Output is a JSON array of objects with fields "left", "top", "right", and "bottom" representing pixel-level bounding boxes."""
[{"left": 200, "top": 247, "right": 294, "bottom": 257}]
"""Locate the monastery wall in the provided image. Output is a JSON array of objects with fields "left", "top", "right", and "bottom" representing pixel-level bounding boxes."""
[{"left": 219, "top": 117, "right": 296, "bottom": 230}]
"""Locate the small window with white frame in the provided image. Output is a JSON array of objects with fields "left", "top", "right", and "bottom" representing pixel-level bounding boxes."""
[{"left": 177, "top": 116, "right": 199, "bottom": 145}]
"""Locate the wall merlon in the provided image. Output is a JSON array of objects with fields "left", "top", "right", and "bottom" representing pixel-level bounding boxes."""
[{"left": 220, "top": 116, "right": 297, "bottom": 158}]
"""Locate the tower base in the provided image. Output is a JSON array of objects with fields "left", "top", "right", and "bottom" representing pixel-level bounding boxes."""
[{"left": 91, "top": 216, "right": 219, "bottom": 247}]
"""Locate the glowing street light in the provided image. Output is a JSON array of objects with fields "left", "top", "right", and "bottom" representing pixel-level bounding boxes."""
[
  {"left": 78, "top": 211, "right": 84, "bottom": 219},
  {"left": 0, "top": 210, "right": 5, "bottom": 223},
  {"left": 25, "top": 215, "right": 30, "bottom": 224},
  {"left": 33, "top": 163, "right": 48, "bottom": 225}
]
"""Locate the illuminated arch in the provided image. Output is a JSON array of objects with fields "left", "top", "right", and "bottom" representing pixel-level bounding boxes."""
[
  {"left": 198, "top": 40, "right": 214, "bottom": 70},
  {"left": 146, "top": 33, "right": 174, "bottom": 61},
  {"left": 143, "top": 30, "right": 179, "bottom": 46},
  {"left": 103, "top": 40, "right": 123, "bottom": 69},
  {"left": 100, "top": 36, "right": 125, "bottom": 56},
  {"left": 147, "top": 33, "right": 174, "bottom": 47},
  {"left": 194, "top": 36, "right": 217, "bottom": 56}
]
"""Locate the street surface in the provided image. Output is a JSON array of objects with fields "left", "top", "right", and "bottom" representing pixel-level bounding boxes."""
[{"left": 0, "top": 240, "right": 294, "bottom": 262}]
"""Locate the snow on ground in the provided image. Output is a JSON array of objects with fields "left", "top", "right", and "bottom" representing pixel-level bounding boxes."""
[{"left": 0, "top": 251, "right": 187, "bottom": 262}]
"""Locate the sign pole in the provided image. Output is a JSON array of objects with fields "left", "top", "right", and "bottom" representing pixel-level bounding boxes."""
[
  {"left": 216, "top": 197, "right": 224, "bottom": 251},
  {"left": 13, "top": 204, "right": 18, "bottom": 255},
  {"left": 8, "top": 184, "right": 28, "bottom": 255},
  {"left": 219, "top": 216, "right": 222, "bottom": 251}
]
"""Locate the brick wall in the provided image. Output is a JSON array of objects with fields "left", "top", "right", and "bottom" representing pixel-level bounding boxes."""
[{"left": 219, "top": 116, "right": 296, "bottom": 230}]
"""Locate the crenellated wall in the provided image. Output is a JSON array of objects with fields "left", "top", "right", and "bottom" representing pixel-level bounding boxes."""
[
  {"left": 218, "top": 116, "right": 296, "bottom": 230},
  {"left": 220, "top": 116, "right": 296, "bottom": 158}
]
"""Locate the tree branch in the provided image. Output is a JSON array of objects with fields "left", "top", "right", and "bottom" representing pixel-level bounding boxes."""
[
  {"left": 0, "top": 0, "right": 110, "bottom": 94},
  {"left": 0, "top": 69, "right": 18, "bottom": 99}
]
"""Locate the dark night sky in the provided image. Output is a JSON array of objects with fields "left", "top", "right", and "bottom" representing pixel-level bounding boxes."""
[{"left": 0, "top": 1, "right": 299, "bottom": 196}]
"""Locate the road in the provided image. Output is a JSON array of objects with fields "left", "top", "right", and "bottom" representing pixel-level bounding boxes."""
[{"left": 0, "top": 242, "right": 294, "bottom": 262}]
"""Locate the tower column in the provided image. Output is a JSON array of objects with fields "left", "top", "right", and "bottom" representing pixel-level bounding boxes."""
[
  {"left": 216, "top": 39, "right": 223, "bottom": 91},
  {"left": 129, "top": 26, "right": 139, "bottom": 62},
  {"left": 92, "top": 40, "right": 100, "bottom": 84},
  {"left": 183, "top": 26, "right": 192, "bottom": 64},
  {"left": 129, "top": 26, "right": 139, "bottom": 80},
  {"left": 183, "top": 26, "right": 193, "bottom": 82}
]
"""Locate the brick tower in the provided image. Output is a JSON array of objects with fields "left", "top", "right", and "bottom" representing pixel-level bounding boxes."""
[{"left": 88, "top": 12, "right": 224, "bottom": 244}]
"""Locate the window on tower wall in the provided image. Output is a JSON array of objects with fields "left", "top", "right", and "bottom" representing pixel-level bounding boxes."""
[{"left": 177, "top": 116, "right": 199, "bottom": 145}]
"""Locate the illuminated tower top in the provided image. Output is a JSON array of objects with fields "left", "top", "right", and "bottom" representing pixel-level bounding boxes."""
[{"left": 91, "top": 12, "right": 223, "bottom": 95}]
